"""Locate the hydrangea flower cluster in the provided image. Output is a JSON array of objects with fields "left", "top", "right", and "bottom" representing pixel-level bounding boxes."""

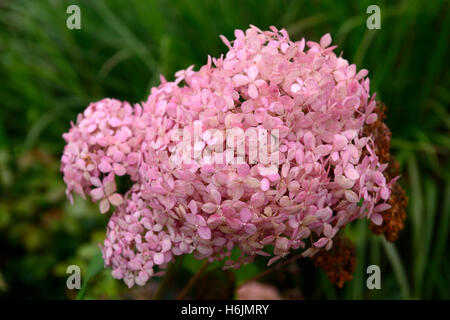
[{"left": 61, "top": 26, "right": 395, "bottom": 288}]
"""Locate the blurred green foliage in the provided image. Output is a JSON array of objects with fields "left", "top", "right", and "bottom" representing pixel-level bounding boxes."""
[{"left": 0, "top": 0, "right": 449, "bottom": 299}]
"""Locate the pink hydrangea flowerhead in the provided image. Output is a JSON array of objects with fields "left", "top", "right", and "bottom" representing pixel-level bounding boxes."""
[{"left": 61, "top": 25, "right": 395, "bottom": 288}]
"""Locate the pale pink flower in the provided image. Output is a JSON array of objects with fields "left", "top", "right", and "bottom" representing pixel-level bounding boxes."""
[{"left": 90, "top": 173, "right": 123, "bottom": 213}]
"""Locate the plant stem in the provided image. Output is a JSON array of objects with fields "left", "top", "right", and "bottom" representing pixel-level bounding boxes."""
[
  {"left": 176, "top": 260, "right": 209, "bottom": 300},
  {"left": 153, "top": 262, "right": 174, "bottom": 300}
]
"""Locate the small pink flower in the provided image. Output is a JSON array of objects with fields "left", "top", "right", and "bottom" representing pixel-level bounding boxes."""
[
  {"left": 233, "top": 65, "right": 266, "bottom": 99},
  {"left": 90, "top": 173, "right": 123, "bottom": 214}
]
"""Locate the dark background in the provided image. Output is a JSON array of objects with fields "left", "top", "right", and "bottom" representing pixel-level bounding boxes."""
[{"left": 0, "top": 0, "right": 449, "bottom": 299}]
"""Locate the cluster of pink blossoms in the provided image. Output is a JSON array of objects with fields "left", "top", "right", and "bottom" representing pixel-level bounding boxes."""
[{"left": 61, "top": 26, "right": 395, "bottom": 287}]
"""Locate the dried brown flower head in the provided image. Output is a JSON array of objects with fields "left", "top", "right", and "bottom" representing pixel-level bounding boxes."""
[
  {"left": 365, "top": 102, "right": 408, "bottom": 241},
  {"left": 311, "top": 236, "right": 357, "bottom": 288}
]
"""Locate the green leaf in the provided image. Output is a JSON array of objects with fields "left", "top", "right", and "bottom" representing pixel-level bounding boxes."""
[
  {"left": 76, "top": 250, "right": 104, "bottom": 300},
  {"left": 381, "top": 237, "right": 411, "bottom": 299},
  {"left": 357, "top": 197, "right": 364, "bottom": 207}
]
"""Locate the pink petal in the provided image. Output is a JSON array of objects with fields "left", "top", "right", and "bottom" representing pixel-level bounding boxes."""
[
  {"left": 219, "top": 35, "right": 231, "bottom": 48},
  {"left": 326, "top": 239, "right": 333, "bottom": 251},
  {"left": 161, "top": 238, "right": 172, "bottom": 252},
  {"left": 375, "top": 203, "right": 392, "bottom": 212},
  {"left": 99, "top": 198, "right": 110, "bottom": 214},
  {"left": 202, "top": 202, "right": 218, "bottom": 214},
  {"left": 344, "top": 190, "right": 359, "bottom": 203},
  {"left": 250, "top": 192, "right": 265, "bottom": 207},
  {"left": 233, "top": 74, "right": 250, "bottom": 87},
  {"left": 104, "top": 178, "right": 116, "bottom": 195},
  {"left": 188, "top": 200, "right": 198, "bottom": 215},
  {"left": 197, "top": 215, "right": 207, "bottom": 227},
  {"left": 356, "top": 69, "right": 369, "bottom": 80},
  {"left": 90, "top": 177, "right": 102, "bottom": 187},
  {"left": 316, "top": 207, "right": 332, "bottom": 220},
  {"left": 210, "top": 189, "right": 221, "bottom": 205},
  {"left": 261, "top": 178, "right": 270, "bottom": 191},
  {"left": 335, "top": 175, "right": 355, "bottom": 189},
  {"left": 267, "top": 255, "right": 281, "bottom": 266},
  {"left": 323, "top": 224, "right": 333, "bottom": 238},
  {"left": 241, "top": 101, "right": 254, "bottom": 113},
  {"left": 138, "top": 271, "right": 149, "bottom": 284},
  {"left": 344, "top": 96, "right": 360, "bottom": 109},
  {"left": 126, "top": 152, "right": 139, "bottom": 165},
  {"left": 314, "top": 237, "right": 329, "bottom": 248},
  {"left": 380, "top": 186, "right": 390, "bottom": 200},
  {"left": 113, "top": 163, "right": 127, "bottom": 176},
  {"left": 90, "top": 187, "right": 104, "bottom": 201},
  {"left": 344, "top": 166, "right": 360, "bottom": 180},
  {"left": 371, "top": 213, "right": 383, "bottom": 226},
  {"left": 237, "top": 163, "right": 250, "bottom": 176},
  {"left": 333, "top": 134, "right": 348, "bottom": 151},
  {"left": 197, "top": 245, "right": 213, "bottom": 256},
  {"left": 244, "top": 223, "right": 257, "bottom": 234},
  {"left": 108, "top": 117, "right": 122, "bottom": 127},
  {"left": 112, "top": 150, "right": 125, "bottom": 162},
  {"left": 153, "top": 253, "right": 165, "bottom": 265},
  {"left": 108, "top": 193, "right": 124, "bottom": 206},
  {"left": 207, "top": 213, "right": 222, "bottom": 228},
  {"left": 239, "top": 208, "right": 252, "bottom": 223},
  {"left": 185, "top": 213, "right": 198, "bottom": 225},
  {"left": 226, "top": 217, "right": 243, "bottom": 229},
  {"left": 248, "top": 83, "right": 258, "bottom": 99},
  {"left": 275, "top": 237, "right": 289, "bottom": 251},
  {"left": 111, "top": 268, "right": 124, "bottom": 280},
  {"left": 320, "top": 33, "right": 332, "bottom": 48},
  {"left": 98, "top": 161, "right": 112, "bottom": 173},
  {"left": 247, "top": 65, "right": 259, "bottom": 81},
  {"left": 366, "top": 113, "right": 378, "bottom": 124},
  {"left": 303, "top": 131, "right": 315, "bottom": 148},
  {"left": 198, "top": 226, "right": 211, "bottom": 240},
  {"left": 87, "top": 123, "right": 97, "bottom": 133},
  {"left": 315, "top": 144, "right": 332, "bottom": 157}
]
